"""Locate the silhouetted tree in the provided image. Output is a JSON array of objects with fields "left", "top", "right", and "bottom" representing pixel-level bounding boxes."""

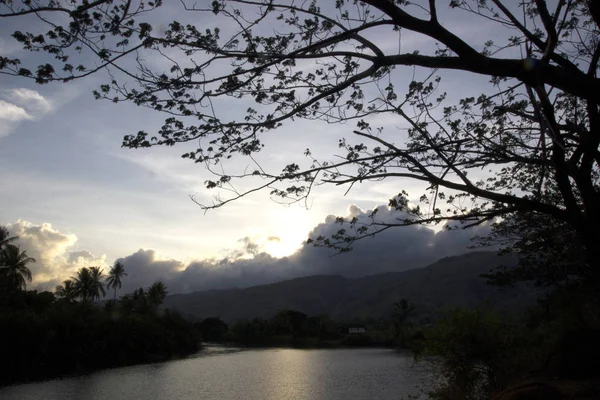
[
  {"left": 0, "top": 251, "right": 201, "bottom": 386},
  {"left": 120, "top": 287, "right": 150, "bottom": 314},
  {"left": 2, "top": 1, "right": 599, "bottom": 280},
  {"left": 392, "top": 298, "right": 415, "bottom": 343},
  {"left": 147, "top": 281, "right": 168, "bottom": 311},
  {"left": 477, "top": 211, "right": 587, "bottom": 288},
  {"left": 55, "top": 279, "right": 78, "bottom": 303},
  {"left": 285, "top": 310, "right": 308, "bottom": 339},
  {"left": 73, "top": 267, "right": 96, "bottom": 304},
  {"left": 0, "top": 244, "right": 34, "bottom": 291},
  {"left": 198, "top": 317, "right": 229, "bottom": 342},
  {"left": 0, "top": 226, "right": 17, "bottom": 249},
  {"left": 106, "top": 261, "right": 127, "bottom": 300},
  {"left": 88, "top": 266, "right": 106, "bottom": 301}
]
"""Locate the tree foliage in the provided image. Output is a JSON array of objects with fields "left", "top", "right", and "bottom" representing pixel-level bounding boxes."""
[
  {"left": 392, "top": 298, "right": 415, "bottom": 344},
  {"left": 55, "top": 279, "right": 78, "bottom": 303},
  {"left": 197, "top": 317, "right": 229, "bottom": 342},
  {"left": 1, "top": 1, "right": 599, "bottom": 276},
  {"left": 0, "top": 243, "right": 199, "bottom": 386},
  {"left": 475, "top": 211, "right": 588, "bottom": 288},
  {"left": 0, "top": 226, "right": 17, "bottom": 249},
  {"left": 0, "top": 285, "right": 200, "bottom": 386},
  {"left": 106, "top": 261, "right": 127, "bottom": 300},
  {"left": 0, "top": 244, "right": 35, "bottom": 291},
  {"left": 147, "top": 280, "right": 168, "bottom": 310},
  {"left": 65, "top": 266, "right": 107, "bottom": 303},
  {"left": 411, "top": 307, "right": 559, "bottom": 400}
]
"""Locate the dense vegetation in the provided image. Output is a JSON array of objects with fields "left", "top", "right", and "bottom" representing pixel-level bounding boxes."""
[
  {"left": 404, "top": 213, "right": 600, "bottom": 399},
  {"left": 223, "top": 309, "right": 397, "bottom": 348},
  {"left": 193, "top": 297, "right": 415, "bottom": 348},
  {"left": 0, "top": 227, "right": 201, "bottom": 386}
]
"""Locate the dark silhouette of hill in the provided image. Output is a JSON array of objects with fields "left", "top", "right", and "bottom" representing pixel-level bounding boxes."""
[{"left": 164, "top": 251, "right": 536, "bottom": 324}]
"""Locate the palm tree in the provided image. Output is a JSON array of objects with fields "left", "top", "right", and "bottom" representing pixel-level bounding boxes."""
[
  {"left": 106, "top": 261, "right": 127, "bottom": 300},
  {"left": 73, "top": 267, "right": 95, "bottom": 303},
  {"left": 0, "top": 226, "right": 17, "bottom": 269},
  {"left": 0, "top": 226, "right": 17, "bottom": 249},
  {"left": 55, "top": 279, "right": 77, "bottom": 303},
  {"left": 147, "top": 281, "right": 168, "bottom": 310},
  {"left": 0, "top": 244, "right": 35, "bottom": 291},
  {"left": 89, "top": 266, "right": 106, "bottom": 301}
]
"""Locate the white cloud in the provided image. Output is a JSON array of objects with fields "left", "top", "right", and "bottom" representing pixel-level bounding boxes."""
[
  {"left": 67, "top": 249, "right": 96, "bottom": 264},
  {"left": 6, "top": 88, "right": 53, "bottom": 114},
  {"left": 0, "top": 88, "right": 53, "bottom": 138},
  {"left": 0, "top": 100, "right": 33, "bottom": 122},
  {"left": 4, "top": 220, "right": 108, "bottom": 290}
]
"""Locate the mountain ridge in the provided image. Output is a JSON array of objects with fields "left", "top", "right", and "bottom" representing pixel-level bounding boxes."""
[{"left": 164, "top": 251, "right": 535, "bottom": 324}]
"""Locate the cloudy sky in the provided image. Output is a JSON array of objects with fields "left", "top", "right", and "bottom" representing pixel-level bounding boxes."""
[{"left": 0, "top": 1, "right": 499, "bottom": 294}]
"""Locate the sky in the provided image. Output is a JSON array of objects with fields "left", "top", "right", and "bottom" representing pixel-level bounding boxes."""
[{"left": 0, "top": 1, "right": 503, "bottom": 294}]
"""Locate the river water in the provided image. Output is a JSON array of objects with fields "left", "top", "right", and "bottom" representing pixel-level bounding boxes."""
[{"left": 0, "top": 346, "right": 429, "bottom": 400}]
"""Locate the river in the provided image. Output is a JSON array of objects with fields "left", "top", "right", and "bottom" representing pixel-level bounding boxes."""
[{"left": 0, "top": 346, "right": 429, "bottom": 400}]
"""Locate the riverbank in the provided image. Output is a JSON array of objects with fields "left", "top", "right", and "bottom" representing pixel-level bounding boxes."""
[{"left": 0, "top": 291, "right": 202, "bottom": 387}]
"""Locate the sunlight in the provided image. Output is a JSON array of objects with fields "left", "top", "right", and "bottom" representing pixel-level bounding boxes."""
[
  {"left": 263, "top": 236, "right": 301, "bottom": 258},
  {"left": 262, "top": 207, "right": 315, "bottom": 258}
]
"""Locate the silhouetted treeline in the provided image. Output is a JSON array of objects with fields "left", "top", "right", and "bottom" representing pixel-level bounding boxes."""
[
  {"left": 197, "top": 309, "right": 402, "bottom": 347},
  {"left": 0, "top": 227, "right": 200, "bottom": 386},
  {"left": 0, "top": 287, "right": 201, "bottom": 385}
]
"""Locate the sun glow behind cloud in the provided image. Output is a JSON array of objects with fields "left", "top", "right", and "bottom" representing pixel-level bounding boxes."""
[
  {"left": 263, "top": 236, "right": 299, "bottom": 258},
  {"left": 261, "top": 206, "right": 315, "bottom": 258}
]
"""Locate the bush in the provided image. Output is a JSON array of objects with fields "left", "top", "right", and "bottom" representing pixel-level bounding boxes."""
[{"left": 411, "top": 307, "right": 556, "bottom": 400}]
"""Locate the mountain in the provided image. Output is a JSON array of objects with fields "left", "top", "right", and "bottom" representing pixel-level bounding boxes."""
[{"left": 164, "top": 251, "right": 537, "bottom": 324}]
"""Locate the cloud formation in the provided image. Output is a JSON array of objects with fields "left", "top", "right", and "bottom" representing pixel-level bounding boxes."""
[
  {"left": 4, "top": 202, "right": 491, "bottom": 295},
  {"left": 0, "top": 88, "right": 53, "bottom": 137},
  {"left": 114, "top": 203, "right": 491, "bottom": 294},
  {"left": 5, "top": 220, "right": 107, "bottom": 290}
]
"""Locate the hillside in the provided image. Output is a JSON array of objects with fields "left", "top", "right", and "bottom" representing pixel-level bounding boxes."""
[{"left": 164, "top": 251, "right": 536, "bottom": 324}]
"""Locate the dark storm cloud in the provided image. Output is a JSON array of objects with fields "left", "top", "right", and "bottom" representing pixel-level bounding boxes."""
[
  {"left": 115, "top": 249, "right": 183, "bottom": 294},
  {"left": 116, "top": 203, "right": 492, "bottom": 294}
]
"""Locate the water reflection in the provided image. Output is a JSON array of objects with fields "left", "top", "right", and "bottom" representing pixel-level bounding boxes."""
[{"left": 0, "top": 347, "right": 425, "bottom": 400}]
